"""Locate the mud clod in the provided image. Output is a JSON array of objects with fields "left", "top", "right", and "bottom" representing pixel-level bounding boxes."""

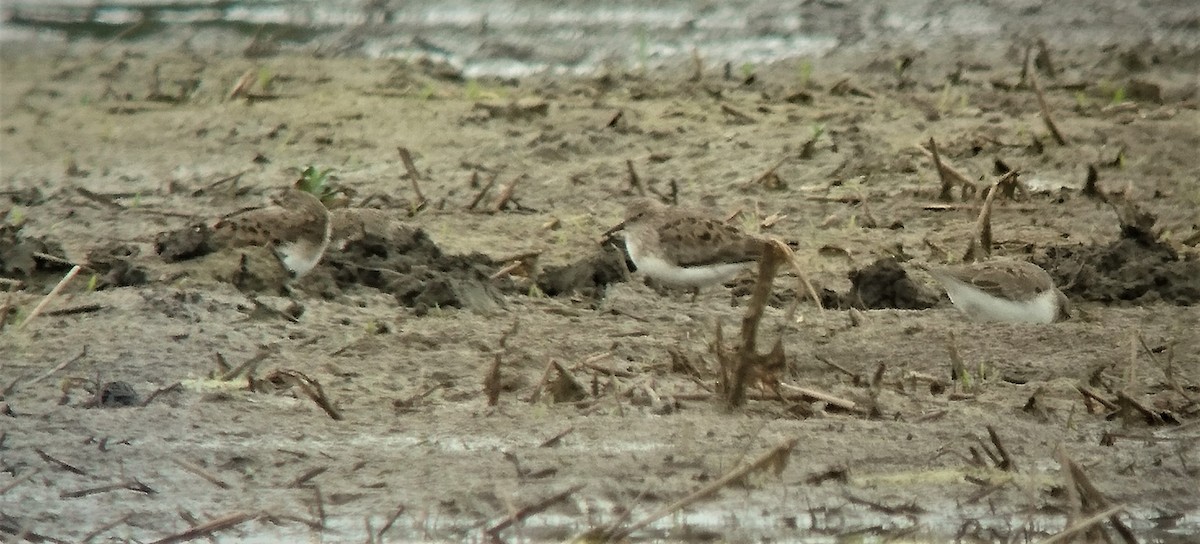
[
  {"left": 537, "top": 248, "right": 628, "bottom": 299},
  {"left": 98, "top": 381, "right": 140, "bottom": 408},
  {"left": 1042, "top": 235, "right": 1200, "bottom": 305},
  {"left": 87, "top": 242, "right": 149, "bottom": 288},
  {"left": 843, "top": 258, "right": 940, "bottom": 310},
  {"left": 155, "top": 223, "right": 214, "bottom": 262},
  {"left": 0, "top": 223, "right": 70, "bottom": 278},
  {"left": 326, "top": 223, "right": 505, "bottom": 314}
]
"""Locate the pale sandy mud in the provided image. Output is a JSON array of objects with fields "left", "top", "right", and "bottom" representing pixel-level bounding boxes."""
[{"left": 1, "top": 1, "right": 1199, "bottom": 542}]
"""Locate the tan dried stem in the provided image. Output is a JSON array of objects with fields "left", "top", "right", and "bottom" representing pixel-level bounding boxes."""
[
  {"left": 963, "top": 174, "right": 1004, "bottom": 262},
  {"left": 19, "top": 264, "right": 83, "bottom": 330},
  {"left": 774, "top": 239, "right": 824, "bottom": 316},
  {"left": 1028, "top": 60, "right": 1069, "bottom": 146},
  {"left": 718, "top": 242, "right": 786, "bottom": 408},
  {"left": 397, "top": 147, "right": 427, "bottom": 208},
  {"left": 606, "top": 438, "right": 799, "bottom": 540},
  {"left": 625, "top": 159, "right": 645, "bottom": 196},
  {"left": 920, "top": 139, "right": 976, "bottom": 201}
]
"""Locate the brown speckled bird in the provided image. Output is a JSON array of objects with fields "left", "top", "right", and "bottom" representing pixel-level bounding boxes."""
[
  {"left": 923, "top": 260, "right": 1070, "bottom": 323},
  {"left": 210, "top": 189, "right": 331, "bottom": 278},
  {"left": 606, "top": 198, "right": 767, "bottom": 293}
]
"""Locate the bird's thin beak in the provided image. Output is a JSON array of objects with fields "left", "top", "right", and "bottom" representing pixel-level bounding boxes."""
[{"left": 598, "top": 220, "right": 627, "bottom": 245}]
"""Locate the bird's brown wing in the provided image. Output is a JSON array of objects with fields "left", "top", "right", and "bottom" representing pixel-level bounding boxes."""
[
  {"left": 957, "top": 262, "right": 1051, "bottom": 301},
  {"left": 212, "top": 190, "right": 330, "bottom": 249},
  {"left": 211, "top": 209, "right": 281, "bottom": 247},
  {"left": 656, "top": 216, "right": 765, "bottom": 267}
]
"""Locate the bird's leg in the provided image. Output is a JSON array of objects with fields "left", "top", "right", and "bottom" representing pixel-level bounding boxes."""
[{"left": 689, "top": 287, "right": 700, "bottom": 303}]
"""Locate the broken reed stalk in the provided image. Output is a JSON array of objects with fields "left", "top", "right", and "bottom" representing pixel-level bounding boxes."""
[
  {"left": 313, "top": 485, "right": 327, "bottom": 527},
  {"left": 1125, "top": 329, "right": 1140, "bottom": 393},
  {"left": 171, "top": 458, "right": 230, "bottom": 489},
  {"left": 550, "top": 360, "right": 588, "bottom": 401},
  {"left": 60, "top": 479, "right": 155, "bottom": 498},
  {"left": 625, "top": 159, "right": 645, "bottom": 196},
  {"left": 1057, "top": 447, "right": 1083, "bottom": 530},
  {"left": 488, "top": 260, "right": 524, "bottom": 280},
  {"left": 1028, "top": 63, "right": 1069, "bottom": 146},
  {"left": 36, "top": 448, "right": 85, "bottom": 475},
  {"left": 1136, "top": 333, "right": 1192, "bottom": 402},
  {"left": 604, "top": 110, "right": 624, "bottom": 128},
  {"left": 1035, "top": 38, "right": 1058, "bottom": 77},
  {"left": 539, "top": 426, "right": 575, "bottom": 448},
  {"left": 220, "top": 346, "right": 275, "bottom": 381},
  {"left": 485, "top": 484, "right": 584, "bottom": 538},
  {"left": 75, "top": 186, "right": 125, "bottom": 211},
  {"left": 927, "top": 138, "right": 955, "bottom": 201},
  {"left": 466, "top": 171, "right": 500, "bottom": 210},
  {"left": 750, "top": 155, "right": 790, "bottom": 187},
  {"left": 24, "top": 346, "right": 88, "bottom": 390},
  {"left": 490, "top": 174, "right": 521, "bottom": 212},
  {"left": 973, "top": 436, "right": 1003, "bottom": 468},
  {"left": 289, "top": 466, "right": 328, "bottom": 488},
  {"left": 720, "top": 103, "right": 756, "bottom": 123},
  {"left": 396, "top": 147, "right": 427, "bottom": 207},
  {"left": 1040, "top": 504, "right": 1128, "bottom": 544},
  {"left": 609, "top": 438, "right": 799, "bottom": 540},
  {"left": 18, "top": 264, "right": 83, "bottom": 330},
  {"left": 498, "top": 318, "right": 520, "bottom": 348},
  {"left": 484, "top": 354, "right": 502, "bottom": 406},
  {"left": 945, "top": 332, "right": 967, "bottom": 391},
  {"left": 771, "top": 240, "right": 824, "bottom": 315},
  {"left": 484, "top": 320, "right": 520, "bottom": 405},
  {"left": 148, "top": 512, "right": 258, "bottom": 544},
  {"left": 228, "top": 69, "right": 256, "bottom": 100},
  {"left": 140, "top": 382, "right": 183, "bottom": 407},
  {"left": 527, "top": 359, "right": 557, "bottom": 403},
  {"left": 721, "top": 243, "right": 786, "bottom": 408},
  {"left": 1115, "top": 390, "right": 1166, "bottom": 425},
  {"left": 291, "top": 374, "right": 342, "bottom": 421},
  {"left": 963, "top": 175, "right": 1002, "bottom": 262},
  {"left": 985, "top": 426, "right": 1015, "bottom": 471},
  {"left": 260, "top": 369, "right": 341, "bottom": 420},
  {"left": 377, "top": 503, "right": 407, "bottom": 539},
  {"left": 1076, "top": 385, "right": 1119, "bottom": 411},
  {"left": 1057, "top": 451, "right": 1139, "bottom": 544},
  {"left": 920, "top": 139, "right": 975, "bottom": 201},
  {"left": 775, "top": 382, "right": 857, "bottom": 411}
]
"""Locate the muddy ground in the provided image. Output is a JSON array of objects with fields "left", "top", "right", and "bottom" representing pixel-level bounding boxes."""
[{"left": 2, "top": 9, "right": 1200, "bottom": 543}]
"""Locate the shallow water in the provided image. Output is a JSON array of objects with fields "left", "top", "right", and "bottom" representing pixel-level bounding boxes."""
[
  {"left": 247, "top": 499, "right": 1200, "bottom": 542},
  {"left": 6, "top": 0, "right": 1197, "bottom": 77}
]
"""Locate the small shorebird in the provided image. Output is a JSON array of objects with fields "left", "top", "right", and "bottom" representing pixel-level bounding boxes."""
[
  {"left": 211, "top": 188, "right": 332, "bottom": 278},
  {"left": 604, "top": 198, "right": 767, "bottom": 296},
  {"left": 922, "top": 260, "right": 1070, "bottom": 323}
]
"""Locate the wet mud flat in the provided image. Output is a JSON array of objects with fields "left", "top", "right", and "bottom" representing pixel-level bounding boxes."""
[{"left": 2, "top": 8, "right": 1200, "bottom": 543}]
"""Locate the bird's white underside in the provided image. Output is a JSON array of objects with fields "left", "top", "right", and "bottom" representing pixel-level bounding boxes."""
[
  {"left": 625, "top": 235, "right": 750, "bottom": 287},
  {"left": 940, "top": 278, "right": 1060, "bottom": 324},
  {"left": 273, "top": 241, "right": 322, "bottom": 277},
  {"left": 273, "top": 221, "right": 333, "bottom": 278}
]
